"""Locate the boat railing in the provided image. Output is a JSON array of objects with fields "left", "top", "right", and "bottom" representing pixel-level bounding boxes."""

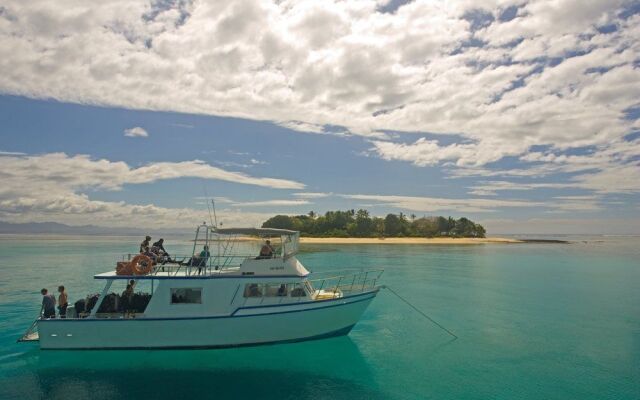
[
  {"left": 306, "top": 269, "right": 384, "bottom": 298},
  {"left": 122, "top": 253, "right": 260, "bottom": 276}
]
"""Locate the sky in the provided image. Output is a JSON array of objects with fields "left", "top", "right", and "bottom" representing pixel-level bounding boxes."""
[{"left": 0, "top": 0, "right": 639, "bottom": 234}]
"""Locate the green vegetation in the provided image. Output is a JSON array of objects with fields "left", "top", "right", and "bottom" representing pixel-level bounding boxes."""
[{"left": 262, "top": 209, "right": 486, "bottom": 238}]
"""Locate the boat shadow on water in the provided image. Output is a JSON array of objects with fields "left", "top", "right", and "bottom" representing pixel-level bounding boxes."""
[{"left": 5, "top": 337, "right": 385, "bottom": 400}]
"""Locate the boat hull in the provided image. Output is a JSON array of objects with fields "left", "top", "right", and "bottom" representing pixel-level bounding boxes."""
[{"left": 37, "top": 291, "right": 377, "bottom": 350}]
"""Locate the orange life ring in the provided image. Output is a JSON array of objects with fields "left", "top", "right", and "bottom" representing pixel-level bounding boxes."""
[{"left": 129, "top": 254, "right": 154, "bottom": 275}]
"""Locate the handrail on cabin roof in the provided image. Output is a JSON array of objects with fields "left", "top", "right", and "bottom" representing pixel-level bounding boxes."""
[{"left": 212, "top": 227, "right": 299, "bottom": 236}]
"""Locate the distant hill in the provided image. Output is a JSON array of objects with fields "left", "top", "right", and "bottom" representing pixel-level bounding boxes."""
[{"left": 0, "top": 221, "right": 191, "bottom": 236}]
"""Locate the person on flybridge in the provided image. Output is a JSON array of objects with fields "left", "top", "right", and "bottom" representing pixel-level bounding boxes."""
[{"left": 258, "top": 240, "right": 275, "bottom": 259}]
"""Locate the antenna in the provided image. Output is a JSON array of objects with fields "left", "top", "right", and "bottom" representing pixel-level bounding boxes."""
[
  {"left": 203, "top": 187, "right": 214, "bottom": 226},
  {"left": 211, "top": 198, "right": 219, "bottom": 228}
]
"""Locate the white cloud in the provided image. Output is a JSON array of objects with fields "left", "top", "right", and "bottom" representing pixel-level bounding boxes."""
[
  {"left": 371, "top": 137, "right": 511, "bottom": 167},
  {"left": 341, "top": 193, "right": 543, "bottom": 213},
  {"left": 124, "top": 126, "right": 149, "bottom": 137},
  {"left": 225, "top": 199, "right": 310, "bottom": 207},
  {"left": 202, "top": 196, "right": 312, "bottom": 208},
  {"left": 0, "top": 0, "right": 636, "bottom": 166},
  {"left": 468, "top": 181, "right": 578, "bottom": 196},
  {"left": 460, "top": 136, "right": 640, "bottom": 196},
  {"left": 0, "top": 152, "right": 305, "bottom": 227},
  {"left": 292, "top": 192, "right": 332, "bottom": 198},
  {"left": 341, "top": 192, "right": 609, "bottom": 213},
  {"left": 0, "top": 0, "right": 638, "bottom": 214},
  {"left": 275, "top": 120, "right": 326, "bottom": 134}
]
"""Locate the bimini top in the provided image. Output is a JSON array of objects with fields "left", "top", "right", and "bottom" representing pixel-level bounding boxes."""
[{"left": 213, "top": 227, "right": 298, "bottom": 236}]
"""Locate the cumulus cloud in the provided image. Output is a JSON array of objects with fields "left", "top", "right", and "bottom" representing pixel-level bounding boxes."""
[
  {"left": 0, "top": 152, "right": 305, "bottom": 227},
  {"left": 0, "top": 0, "right": 638, "bottom": 214},
  {"left": 341, "top": 192, "right": 605, "bottom": 213},
  {"left": 275, "top": 121, "right": 326, "bottom": 134},
  {"left": 124, "top": 126, "right": 149, "bottom": 137},
  {"left": 0, "top": 152, "right": 304, "bottom": 190},
  {"left": 462, "top": 136, "right": 640, "bottom": 196}
]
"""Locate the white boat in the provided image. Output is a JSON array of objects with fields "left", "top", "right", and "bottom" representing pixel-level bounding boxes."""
[{"left": 19, "top": 225, "right": 383, "bottom": 350}]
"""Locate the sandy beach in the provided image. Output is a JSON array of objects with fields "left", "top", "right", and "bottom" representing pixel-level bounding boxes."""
[{"left": 299, "top": 237, "right": 523, "bottom": 244}]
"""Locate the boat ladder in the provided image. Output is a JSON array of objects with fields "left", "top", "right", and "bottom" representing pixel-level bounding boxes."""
[{"left": 17, "top": 316, "right": 40, "bottom": 343}]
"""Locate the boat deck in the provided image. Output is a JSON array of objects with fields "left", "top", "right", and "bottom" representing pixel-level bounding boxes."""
[{"left": 94, "top": 268, "right": 245, "bottom": 279}]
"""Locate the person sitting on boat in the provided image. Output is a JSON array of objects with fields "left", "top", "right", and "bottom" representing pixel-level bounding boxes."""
[
  {"left": 40, "top": 288, "right": 56, "bottom": 319},
  {"left": 151, "top": 238, "right": 173, "bottom": 263},
  {"left": 257, "top": 240, "right": 275, "bottom": 259},
  {"left": 181, "top": 245, "right": 210, "bottom": 272},
  {"left": 57, "top": 285, "right": 68, "bottom": 319}
]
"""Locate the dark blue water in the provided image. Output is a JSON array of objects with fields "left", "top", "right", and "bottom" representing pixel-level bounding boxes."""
[{"left": 0, "top": 235, "right": 638, "bottom": 399}]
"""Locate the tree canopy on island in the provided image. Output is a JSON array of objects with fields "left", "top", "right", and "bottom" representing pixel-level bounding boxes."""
[{"left": 261, "top": 209, "right": 486, "bottom": 238}]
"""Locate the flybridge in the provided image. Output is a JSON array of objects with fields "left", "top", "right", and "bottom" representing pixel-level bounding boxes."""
[{"left": 104, "top": 224, "right": 304, "bottom": 279}]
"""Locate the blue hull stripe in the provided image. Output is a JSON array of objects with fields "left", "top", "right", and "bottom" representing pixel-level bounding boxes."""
[
  {"left": 38, "top": 292, "right": 376, "bottom": 323},
  {"left": 41, "top": 324, "right": 356, "bottom": 351}
]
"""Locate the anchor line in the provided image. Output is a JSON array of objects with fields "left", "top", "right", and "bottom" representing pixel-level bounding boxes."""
[{"left": 382, "top": 285, "right": 458, "bottom": 340}]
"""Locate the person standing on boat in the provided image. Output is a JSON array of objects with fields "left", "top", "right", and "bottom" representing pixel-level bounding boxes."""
[
  {"left": 57, "top": 285, "right": 68, "bottom": 318},
  {"left": 140, "top": 235, "right": 158, "bottom": 262},
  {"left": 140, "top": 236, "right": 151, "bottom": 254},
  {"left": 40, "top": 288, "right": 56, "bottom": 319},
  {"left": 197, "top": 245, "right": 210, "bottom": 274},
  {"left": 200, "top": 245, "right": 210, "bottom": 259}
]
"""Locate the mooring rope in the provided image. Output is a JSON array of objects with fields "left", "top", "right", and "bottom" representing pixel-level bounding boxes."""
[{"left": 382, "top": 285, "right": 458, "bottom": 340}]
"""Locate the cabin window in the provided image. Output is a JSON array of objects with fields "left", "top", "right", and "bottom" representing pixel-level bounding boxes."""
[
  {"left": 290, "top": 283, "right": 306, "bottom": 297},
  {"left": 243, "top": 284, "right": 263, "bottom": 298},
  {"left": 171, "top": 288, "right": 202, "bottom": 304},
  {"left": 265, "top": 283, "right": 288, "bottom": 297},
  {"left": 243, "top": 283, "right": 297, "bottom": 298}
]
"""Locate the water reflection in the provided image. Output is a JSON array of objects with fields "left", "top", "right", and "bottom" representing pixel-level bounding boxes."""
[{"left": 3, "top": 337, "right": 385, "bottom": 400}]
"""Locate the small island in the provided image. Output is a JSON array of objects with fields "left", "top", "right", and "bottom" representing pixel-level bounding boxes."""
[{"left": 261, "top": 209, "right": 521, "bottom": 244}]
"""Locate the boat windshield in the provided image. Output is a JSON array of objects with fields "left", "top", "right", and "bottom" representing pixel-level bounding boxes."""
[{"left": 211, "top": 227, "right": 300, "bottom": 259}]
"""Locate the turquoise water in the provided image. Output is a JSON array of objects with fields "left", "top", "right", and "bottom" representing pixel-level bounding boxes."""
[{"left": 0, "top": 235, "right": 638, "bottom": 399}]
